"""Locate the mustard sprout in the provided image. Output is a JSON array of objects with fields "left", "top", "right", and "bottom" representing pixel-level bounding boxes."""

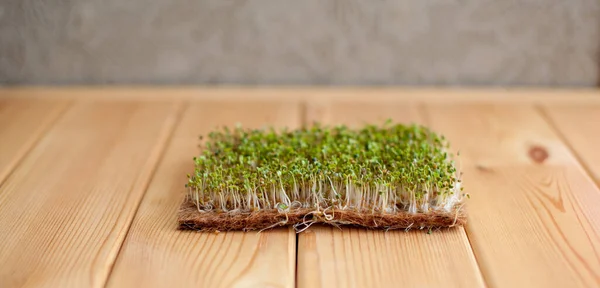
[{"left": 186, "top": 120, "right": 465, "bottom": 215}]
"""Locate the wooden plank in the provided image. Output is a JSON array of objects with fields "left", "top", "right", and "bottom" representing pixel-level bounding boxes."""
[
  {"left": 0, "top": 100, "right": 180, "bottom": 288},
  {"left": 297, "top": 101, "right": 486, "bottom": 288},
  {"left": 541, "top": 104, "right": 600, "bottom": 184},
  {"left": 107, "top": 100, "right": 300, "bottom": 288},
  {"left": 424, "top": 104, "right": 600, "bottom": 287},
  {"left": 0, "top": 99, "right": 70, "bottom": 183}
]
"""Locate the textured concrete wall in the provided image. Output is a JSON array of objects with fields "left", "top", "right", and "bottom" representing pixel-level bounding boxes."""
[{"left": 1, "top": 0, "right": 599, "bottom": 86}]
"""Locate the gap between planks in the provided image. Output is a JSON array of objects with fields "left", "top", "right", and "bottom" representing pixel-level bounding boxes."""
[
  {"left": 0, "top": 100, "right": 182, "bottom": 288},
  {"left": 103, "top": 101, "right": 187, "bottom": 286},
  {"left": 106, "top": 100, "right": 300, "bottom": 288},
  {"left": 425, "top": 103, "right": 600, "bottom": 288},
  {"left": 418, "top": 102, "right": 492, "bottom": 288},
  {"left": 535, "top": 103, "right": 600, "bottom": 232},
  {"left": 296, "top": 101, "right": 486, "bottom": 288},
  {"left": 4, "top": 96, "right": 600, "bottom": 288},
  {"left": 0, "top": 99, "right": 72, "bottom": 185},
  {"left": 536, "top": 105, "right": 600, "bottom": 189}
]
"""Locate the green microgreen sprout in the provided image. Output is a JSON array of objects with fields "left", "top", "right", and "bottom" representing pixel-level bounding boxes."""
[{"left": 186, "top": 120, "right": 465, "bottom": 216}]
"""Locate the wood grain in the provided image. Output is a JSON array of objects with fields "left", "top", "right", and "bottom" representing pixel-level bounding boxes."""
[
  {"left": 1, "top": 90, "right": 599, "bottom": 288},
  {"left": 297, "top": 101, "right": 486, "bottom": 288},
  {"left": 425, "top": 104, "right": 600, "bottom": 287},
  {"left": 0, "top": 99, "right": 70, "bottom": 183},
  {"left": 0, "top": 101, "right": 180, "bottom": 288},
  {"left": 541, "top": 104, "right": 600, "bottom": 184},
  {"left": 107, "top": 100, "right": 300, "bottom": 288}
]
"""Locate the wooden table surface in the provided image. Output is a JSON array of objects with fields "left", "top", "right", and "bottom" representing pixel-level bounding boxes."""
[{"left": 1, "top": 87, "right": 600, "bottom": 288}]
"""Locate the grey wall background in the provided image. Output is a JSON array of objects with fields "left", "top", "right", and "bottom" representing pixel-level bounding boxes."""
[{"left": 1, "top": 0, "right": 599, "bottom": 86}]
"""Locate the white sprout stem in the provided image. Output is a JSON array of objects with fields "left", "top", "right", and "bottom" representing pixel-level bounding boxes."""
[{"left": 194, "top": 173, "right": 463, "bottom": 215}]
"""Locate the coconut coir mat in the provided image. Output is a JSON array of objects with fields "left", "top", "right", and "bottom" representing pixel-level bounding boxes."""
[{"left": 177, "top": 121, "right": 468, "bottom": 232}]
